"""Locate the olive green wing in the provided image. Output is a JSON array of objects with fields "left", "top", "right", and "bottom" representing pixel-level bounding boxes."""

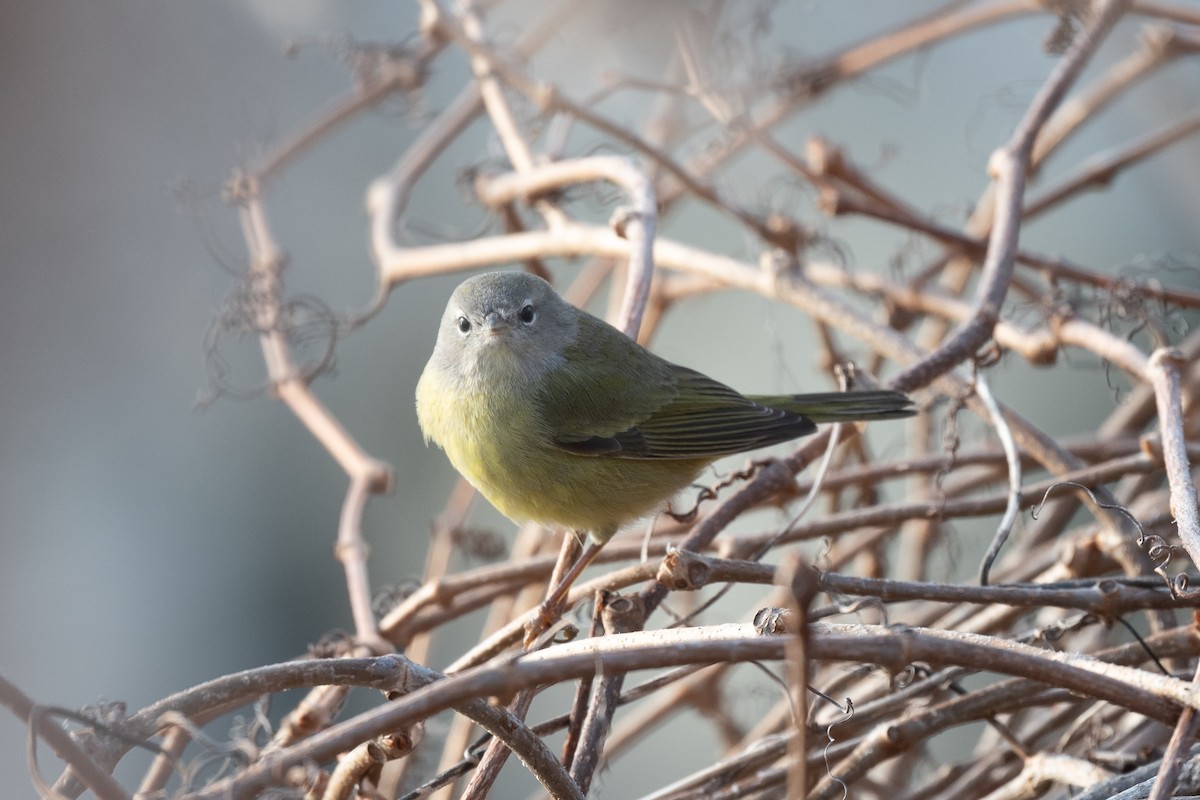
[
  {"left": 537, "top": 316, "right": 815, "bottom": 460},
  {"left": 586, "top": 366, "right": 817, "bottom": 459},
  {"left": 534, "top": 315, "right": 679, "bottom": 454}
]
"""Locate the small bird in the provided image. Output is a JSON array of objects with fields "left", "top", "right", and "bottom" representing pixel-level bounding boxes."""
[{"left": 416, "top": 271, "right": 912, "bottom": 625}]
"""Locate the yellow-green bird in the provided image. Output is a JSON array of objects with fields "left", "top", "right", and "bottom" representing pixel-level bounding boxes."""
[{"left": 416, "top": 271, "right": 913, "bottom": 558}]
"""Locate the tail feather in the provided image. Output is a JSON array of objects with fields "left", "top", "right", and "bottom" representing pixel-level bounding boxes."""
[{"left": 753, "top": 389, "right": 915, "bottom": 423}]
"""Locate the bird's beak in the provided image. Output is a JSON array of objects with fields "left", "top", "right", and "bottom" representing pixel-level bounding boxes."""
[{"left": 483, "top": 311, "right": 511, "bottom": 336}]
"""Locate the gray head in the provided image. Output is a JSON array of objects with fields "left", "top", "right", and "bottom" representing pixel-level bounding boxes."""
[{"left": 428, "top": 271, "right": 580, "bottom": 389}]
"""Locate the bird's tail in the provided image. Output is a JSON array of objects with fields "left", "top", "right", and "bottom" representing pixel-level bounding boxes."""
[{"left": 755, "top": 389, "right": 916, "bottom": 423}]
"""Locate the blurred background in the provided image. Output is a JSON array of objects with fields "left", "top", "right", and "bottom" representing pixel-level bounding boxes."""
[{"left": 1, "top": 0, "right": 1198, "bottom": 794}]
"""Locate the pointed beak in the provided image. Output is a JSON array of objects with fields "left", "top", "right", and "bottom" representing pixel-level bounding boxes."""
[{"left": 483, "top": 311, "right": 511, "bottom": 336}]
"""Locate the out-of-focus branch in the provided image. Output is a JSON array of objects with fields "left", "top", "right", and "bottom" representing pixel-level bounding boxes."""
[
  {"left": 815, "top": 182, "right": 1200, "bottom": 311},
  {"left": 475, "top": 157, "right": 658, "bottom": 338},
  {"left": 1023, "top": 113, "right": 1200, "bottom": 219},
  {"left": 671, "top": 0, "right": 1045, "bottom": 207},
  {"left": 1029, "top": 24, "right": 1200, "bottom": 169},
  {"left": 890, "top": 0, "right": 1132, "bottom": 393},
  {"left": 235, "top": 185, "right": 392, "bottom": 655}
]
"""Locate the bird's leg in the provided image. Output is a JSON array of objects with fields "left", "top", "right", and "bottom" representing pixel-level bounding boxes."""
[
  {"left": 547, "top": 531, "right": 585, "bottom": 599},
  {"left": 524, "top": 535, "right": 604, "bottom": 648}
]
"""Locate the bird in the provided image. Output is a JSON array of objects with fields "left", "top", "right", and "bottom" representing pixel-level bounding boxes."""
[{"left": 416, "top": 271, "right": 913, "bottom": 633}]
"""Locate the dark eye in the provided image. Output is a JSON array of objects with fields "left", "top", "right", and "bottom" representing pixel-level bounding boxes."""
[
  {"left": 456, "top": 316, "right": 471, "bottom": 333},
  {"left": 518, "top": 304, "right": 535, "bottom": 324}
]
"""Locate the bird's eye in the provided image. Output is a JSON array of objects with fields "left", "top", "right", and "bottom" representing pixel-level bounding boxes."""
[
  {"left": 518, "top": 304, "right": 535, "bottom": 324},
  {"left": 456, "top": 316, "right": 471, "bottom": 333}
]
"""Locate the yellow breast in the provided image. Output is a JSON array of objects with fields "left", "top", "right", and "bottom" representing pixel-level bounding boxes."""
[{"left": 416, "top": 361, "right": 707, "bottom": 540}]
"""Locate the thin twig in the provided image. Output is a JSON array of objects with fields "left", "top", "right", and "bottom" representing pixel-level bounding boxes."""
[
  {"left": 975, "top": 368, "right": 1023, "bottom": 585},
  {"left": 1149, "top": 347, "right": 1200, "bottom": 571}
]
